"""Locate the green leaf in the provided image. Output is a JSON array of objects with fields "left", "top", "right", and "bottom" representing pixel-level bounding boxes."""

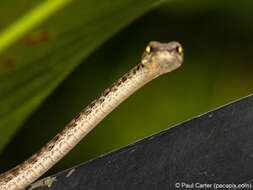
[
  {"left": 0, "top": 0, "right": 73, "bottom": 53},
  {"left": 2, "top": 0, "right": 253, "bottom": 176},
  {"left": 0, "top": 0, "right": 167, "bottom": 151}
]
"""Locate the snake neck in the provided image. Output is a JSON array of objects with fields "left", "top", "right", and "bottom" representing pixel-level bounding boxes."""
[{"left": 0, "top": 62, "right": 157, "bottom": 190}]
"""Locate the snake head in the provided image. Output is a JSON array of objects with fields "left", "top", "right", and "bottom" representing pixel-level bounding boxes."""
[{"left": 142, "top": 41, "right": 183, "bottom": 75}]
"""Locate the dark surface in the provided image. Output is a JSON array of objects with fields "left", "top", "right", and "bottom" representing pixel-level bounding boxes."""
[{"left": 27, "top": 95, "right": 253, "bottom": 190}]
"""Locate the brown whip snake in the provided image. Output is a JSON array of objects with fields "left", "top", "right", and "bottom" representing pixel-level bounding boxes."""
[{"left": 0, "top": 41, "right": 183, "bottom": 190}]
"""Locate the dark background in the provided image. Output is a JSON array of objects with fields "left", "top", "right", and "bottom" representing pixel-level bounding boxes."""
[{"left": 0, "top": 0, "right": 253, "bottom": 178}]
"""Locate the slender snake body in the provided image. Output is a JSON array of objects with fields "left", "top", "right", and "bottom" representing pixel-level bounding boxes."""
[{"left": 0, "top": 41, "right": 183, "bottom": 190}]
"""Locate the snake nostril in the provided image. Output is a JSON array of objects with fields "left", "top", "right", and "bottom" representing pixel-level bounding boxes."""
[{"left": 0, "top": 41, "right": 183, "bottom": 190}]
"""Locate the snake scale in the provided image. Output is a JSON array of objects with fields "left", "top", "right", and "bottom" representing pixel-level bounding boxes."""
[{"left": 0, "top": 41, "right": 183, "bottom": 190}]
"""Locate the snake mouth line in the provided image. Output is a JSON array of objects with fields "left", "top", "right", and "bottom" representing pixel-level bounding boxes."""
[{"left": 0, "top": 41, "right": 183, "bottom": 190}]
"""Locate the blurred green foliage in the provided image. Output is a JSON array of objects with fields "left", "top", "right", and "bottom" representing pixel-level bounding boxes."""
[
  {"left": 1, "top": 0, "right": 253, "bottom": 178},
  {"left": 0, "top": 0, "right": 165, "bottom": 150}
]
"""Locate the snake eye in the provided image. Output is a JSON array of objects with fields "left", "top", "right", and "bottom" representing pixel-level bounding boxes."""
[
  {"left": 176, "top": 46, "right": 183, "bottom": 54},
  {"left": 145, "top": 45, "right": 152, "bottom": 54}
]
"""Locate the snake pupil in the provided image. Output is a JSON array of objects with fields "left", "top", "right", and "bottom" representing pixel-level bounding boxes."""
[
  {"left": 176, "top": 46, "right": 183, "bottom": 53},
  {"left": 146, "top": 45, "right": 152, "bottom": 54}
]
